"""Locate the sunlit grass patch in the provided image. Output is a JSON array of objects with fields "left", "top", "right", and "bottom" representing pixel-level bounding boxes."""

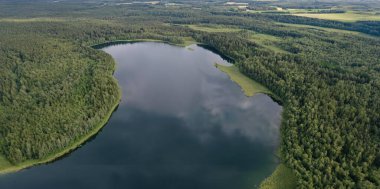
[
  {"left": 216, "top": 64, "right": 271, "bottom": 96},
  {"left": 0, "top": 17, "right": 66, "bottom": 22},
  {"left": 249, "top": 33, "right": 288, "bottom": 54},
  {"left": 186, "top": 24, "right": 242, "bottom": 33},
  {"left": 293, "top": 12, "right": 380, "bottom": 22}
]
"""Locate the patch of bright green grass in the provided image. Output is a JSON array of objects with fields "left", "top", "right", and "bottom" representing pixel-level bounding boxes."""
[
  {"left": 259, "top": 164, "right": 298, "bottom": 189},
  {"left": 180, "top": 36, "right": 197, "bottom": 47},
  {"left": 279, "top": 22, "right": 359, "bottom": 34},
  {"left": 216, "top": 64, "right": 271, "bottom": 96},
  {"left": 186, "top": 24, "right": 242, "bottom": 33},
  {"left": 277, "top": 23, "right": 378, "bottom": 39},
  {"left": 286, "top": 8, "right": 334, "bottom": 14},
  {"left": 293, "top": 12, "right": 380, "bottom": 22},
  {"left": 0, "top": 18, "right": 66, "bottom": 22},
  {"left": 249, "top": 33, "right": 288, "bottom": 54}
]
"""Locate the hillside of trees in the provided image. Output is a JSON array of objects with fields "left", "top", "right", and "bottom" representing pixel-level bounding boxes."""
[{"left": 0, "top": 1, "right": 379, "bottom": 188}]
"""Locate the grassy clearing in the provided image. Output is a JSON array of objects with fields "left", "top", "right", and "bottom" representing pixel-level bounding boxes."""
[
  {"left": 181, "top": 36, "right": 198, "bottom": 46},
  {"left": 278, "top": 22, "right": 360, "bottom": 34},
  {"left": 249, "top": 33, "right": 288, "bottom": 54},
  {"left": 0, "top": 18, "right": 67, "bottom": 22},
  {"left": 277, "top": 23, "right": 379, "bottom": 40},
  {"left": 0, "top": 17, "right": 122, "bottom": 26},
  {"left": 247, "top": 8, "right": 380, "bottom": 22},
  {"left": 248, "top": 8, "right": 339, "bottom": 14},
  {"left": 216, "top": 64, "right": 271, "bottom": 96},
  {"left": 293, "top": 12, "right": 380, "bottom": 22},
  {"left": 286, "top": 8, "right": 335, "bottom": 14},
  {"left": 259, "top": 164, "right": 298, "bottom": 189},
  {"left": 186, "top": 24, "right": 242, "bottom": 33}
]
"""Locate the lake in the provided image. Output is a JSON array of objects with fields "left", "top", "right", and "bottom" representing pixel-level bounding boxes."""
[{"left": 0, "top": 42, "right": 282, "bottom": 189}]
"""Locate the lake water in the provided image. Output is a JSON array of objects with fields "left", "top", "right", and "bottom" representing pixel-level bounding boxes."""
[{"left": 0, "top": 42, "right": 282, "bottom": 189}]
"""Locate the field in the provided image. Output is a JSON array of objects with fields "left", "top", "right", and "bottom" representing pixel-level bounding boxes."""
[
  {"left": 293, "top": 12, "right": 380, "bottom": 22},
  {"left": 278, "top": 22, "right": 359, "bottom": 34},
  {"left": 187, "top": 24, "right": 289, "bottom": 53},
  {"left": 248, "top": 33, "right": 288, "bottom": 54},
  {"left": 215, "top": 64, "right": 272, "bottom": 97},
  {"left": 0, "top": 18, "right": 66, "bottom": 22},
  {"left": 185, "top": 24, "right": 242, "bottom": 33}
]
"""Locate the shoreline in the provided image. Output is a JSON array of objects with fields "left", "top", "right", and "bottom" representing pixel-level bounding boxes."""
[
  {"left": 0, "top": 41, "right": 290, "bottom": 188},
  {"left": 90, "top": 39, "right": 197, "bottom": 49},
  {"left": 0, "top": 39, "right": 185, "bottom": 175},
  {"left": 215, "top": 64, "right": 283, "bottom": 105},
  {"left": 0, "top": 78, "right": 122, "bottom": 175}
]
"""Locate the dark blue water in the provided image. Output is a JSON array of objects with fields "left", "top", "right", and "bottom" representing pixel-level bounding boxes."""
[{"left": 0, "top": 42, "right": 282, "bottom": 189}]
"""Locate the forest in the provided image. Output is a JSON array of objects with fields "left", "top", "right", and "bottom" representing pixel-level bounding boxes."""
[{"left": 0, "top": 0, "right": 379, "bottom": 188}]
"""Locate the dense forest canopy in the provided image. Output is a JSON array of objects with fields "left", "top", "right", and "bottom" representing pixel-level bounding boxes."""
[{"left": 0, "top": 0, "right": 379, "bottom": 188}]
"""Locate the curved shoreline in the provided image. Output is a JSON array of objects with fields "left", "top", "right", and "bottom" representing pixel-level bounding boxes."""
[
  {"left": 0, "top": 40, "right": 177, "bottom": 175},
  {"left": 0, "top": 41, "right": 288, "bottom": 188},
  {"left": 0, "top": 78, "right": 122, "bottom": 175}
]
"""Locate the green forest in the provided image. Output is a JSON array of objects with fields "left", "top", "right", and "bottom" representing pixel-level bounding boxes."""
[{"left": 0, "top": 0, "right": 379, "bottom": 188}]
